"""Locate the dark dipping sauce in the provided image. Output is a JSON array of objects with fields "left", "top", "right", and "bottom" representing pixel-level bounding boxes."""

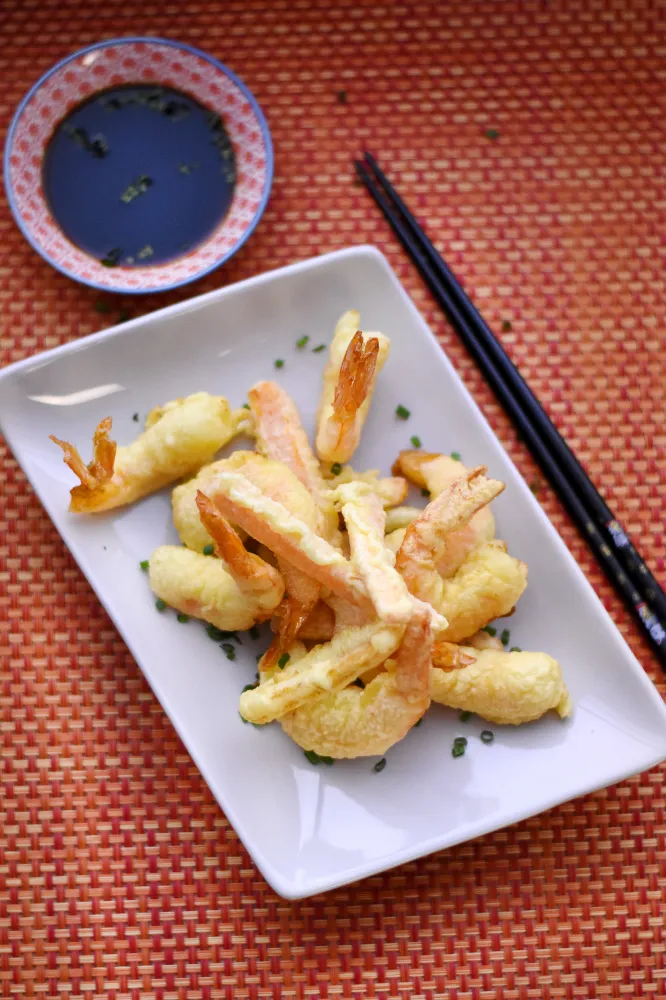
[{"left": 42, "top": 84, "right": 237, "bottom": 267}]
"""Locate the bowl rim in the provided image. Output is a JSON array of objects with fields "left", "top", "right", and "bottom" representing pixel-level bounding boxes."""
[{"left": 3, "top": 36, "right": 274, "bottom": 295}]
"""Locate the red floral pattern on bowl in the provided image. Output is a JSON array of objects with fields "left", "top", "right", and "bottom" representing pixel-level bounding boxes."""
[{"left": 5, "top": 38, "right": 272, "bottom": 293}]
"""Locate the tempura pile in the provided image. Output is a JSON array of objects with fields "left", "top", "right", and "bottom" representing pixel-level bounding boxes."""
[{"left": 52, "top": 309, "right": 571, "bottom": 758}]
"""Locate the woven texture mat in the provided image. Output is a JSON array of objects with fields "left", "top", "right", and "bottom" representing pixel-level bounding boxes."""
[{"left": 1, "top": 1, "right": 665, "bottom": 996}]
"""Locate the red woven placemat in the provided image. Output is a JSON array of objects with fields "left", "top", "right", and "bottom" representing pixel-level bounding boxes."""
[{"left": 1, "top": 1, "right": 665, "bottom": 996}]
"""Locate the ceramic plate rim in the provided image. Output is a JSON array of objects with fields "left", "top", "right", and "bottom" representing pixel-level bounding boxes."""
[
  {"left": 3, "top": 36, "right": 274, "bottom": 294},
  {"left": 1, "top": 245, "right": 665, "bottom": 899}
]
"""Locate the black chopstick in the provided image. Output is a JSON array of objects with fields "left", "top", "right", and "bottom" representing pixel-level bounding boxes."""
[
  {"left": 362, "top": 153, "right": 666, "bottom": 627},
  {"left": 355, "top": 154, "right": 666, "bottom": 667}
]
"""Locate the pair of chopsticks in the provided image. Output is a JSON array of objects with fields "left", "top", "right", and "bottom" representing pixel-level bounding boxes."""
[{"left": 355, "top": 152, "right": 666, "bottom": 669}]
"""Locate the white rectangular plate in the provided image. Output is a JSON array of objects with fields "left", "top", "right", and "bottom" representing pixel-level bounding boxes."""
[{"left": 1, "top": 246, "right": 665, "bottom": 899}]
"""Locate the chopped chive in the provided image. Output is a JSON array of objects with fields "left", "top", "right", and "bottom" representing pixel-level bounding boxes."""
[
  {"left": 222, "top": 643, "right": 236, "bottom": 661},
  {"left": 304, "top": 749, "right": 334, "bottom": 765},
  {"left": 421, "top": 488, "right": 430, "bottom": 498},
  {"left": 242, "top": 402, "right": 250, "bottom": 409},
  {"left": 155, "top": 598, "right": 166, "bottom": 612},
  {"left": 502, "top": 320, "right": 512, "bottom": 332},
  {"left": 312, "top": 344, "right": 326, "bottom": 353},
  {"left": 453, "top": 736, "right": 468, "bottom": 747},
  {"left": 94, "top": 299, "right": 110, "bottom": 314},
  {"left": 337, "top": 89, "right": 347, "bottom": 104},
  {"left": 373, "top": 758, "right": 387, "bottom": 773},
  {"left": 482, "top": 625, "right": 497, "bottom": 637},
  {"left": 330, "top": 462, "right": 342, "bottom": 476},
  {"left": 139, "top": 559, "right": 149, "bottom": 571},
  {"left": 177, "top": 613, "right": 189, "bottom": 623},
  {"left": 132, "top": 413, "right": 139, "bottom": 422},
  {"left": 450, "top": 451, "right": 462, "bottom": 462},
  {"left": 529, "top": 477, "right": 543, "bottom": 495},
  {"left": 396, "top": 404, "right": 411, "bottom": 420},
  {"left": 500, "top": 628, "right": 510, "bottom": 646},
  {"left": 249, "top": 625, "right": 260, "bottom": 641},
  {"left": 485, "top": 128, "right": 499, "bottom": 139},
  {"left": 202, "top": 544, "right": 214, "bottom": 556},
  {"left": 296, "top": 335, "right": 309, "bottom": 348},
  {"left": 459, "top": 710, "right": 472, "bottom": 722},
  {"left": 206, "top": 624, "right": 225, "bottom": 641},
  {"left": 239, "top": 711, "right": 248, "bottom": 724},
  {"left": 452, "top": 743, "right": 465, "bottom": 758},
  {"left": 480, "top": 730, "right": 494, "bottom": 744},
  {"left": 410, "top": 435, "right": 422, "bottom": 448},
  {"left": 353, "top": 678, "right": 365, "bottom": 688},
  {"left": 256, "top": 652, "right": 264, "bottom": 661},
  {"left": 241, "top": 683, "right": 258, "bottom": 694},
  {"left": 414, "top": 717, "right": 423, "bottom": 727},
  {"left": 274, "top": 359, "right": 284, "bottom": 369},
  {"left": 278, "top": 653, "right": 290, "bottom": 669},
  {"left": 510, "top": 645, "right": 522, "bottom": 653},
  {"left": 117, "top": 310, "right": 130, "bottom": 324}
]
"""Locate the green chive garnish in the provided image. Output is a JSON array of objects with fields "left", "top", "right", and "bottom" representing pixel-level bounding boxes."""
[
  {"left": 274, "top": 359, "right": 284, "bottom": 369},
  {"left": 241, "top": 683, "right": 257, "bottom": 694},
  {"left": 117, "top": 310, "right": 130, "bottom": 324},
  {"left": 132, "top": 413, "right": 139, "bottom": 422},
  {"left": 177, "top": 613, "right": 189, "bottom": 623},
  {"left": 296, "top": 335, "right": 309, "bottom": 348},
  {"left": 450, "top": 451, "right": 461, "bottom": 461},
  {"left": 485, "top": 128, "right": 499, "bottom": 139},
  {"left": 242, "top": 402, "right": 250, "bottom": 409},
  {"left": 482, "top": 625, "right": 497, "bottom": 636},
  {"left": 480, "top": 730, "right": 495, "bottom": 744},
  {"left": 304, "top": 749, "right": 334, "bottom": 765},
  {"left": 202, "top": 544, "right": 214, "bottom": 556},
  {"left": 353, "top": 678, "right": 365, "bottom": 688},
  {"left": 337, "top": 90, "right": 347, "bottom": 104},
  {"left": 500, "top": 629, "right": 510, "bottom": 646},
  {"left": 256, "top": 652, "right": 264, "bottom": 661},
  {"left": 278, "top": 653, "right": 290, "bottom": 669},
  {"left": 330, "top": 462, "right": 342, "bottom": 476},
  {"left": 396, "top": 404, "right": 410, "bottom": 420},
  {"left": 414, "top": 717, "right": 423, "bottom": 727},
  {"left": 312, "top": 344, "right": 326, "bottom": 353},
  {"left": 155, "top": 598, "right": 166, "bottom": 612},
  {"left": 206, "top": 624, "right": 224, "bottom": 641},
  {"left": 373, "top": 758, "right": 387, "bottom": 773},
  {"left": 410, "top": 435, "right": 422, "bottom": 448},
  {"left": 453, "top": 736, "right": 467, "bottom": 747},
  {"left": 529, "top": 478, "right": 542, "bottom": 495},
  {"left": 510, "top": 646, "right": 522, "bottom": 653},
  {"left": 249, "top": 625, "right": 260, "bottom": 641},
  {"left": 502, "top": 320, "right": 512, "bottom": 332},
  {"left": 94, "top": 300, "right": 110, "bottom": 314},
  {"left": 239, "top": 711, "right": 249, "bottom": 724},
  {"left": 459, "top": 710, "right": 472, "bottom": 722},
  {"left": 452, "top": 743, "right": 465, "bottom": 758},
  {"left": 421, "top": 488, "right": 430, "bottom": 498},
  {"left": 139, "top": 559, "right": 149, "bottom": 571},
  {"left": 222, "top": 643, "right": 236, "bottom": 661}
]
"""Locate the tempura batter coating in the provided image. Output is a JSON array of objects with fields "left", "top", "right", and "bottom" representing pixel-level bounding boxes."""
[
  {"left": 240, "top": 621, "right": 406, "bottom": 724},
  {"left": 51, "top": 392, "right": 238, "bottom": 513},
  {"left": 430, "top": 646, "right": 572, "bottom": 724},
  {"left": 148, "top": 545, "right": 284, "bottom": 631}
]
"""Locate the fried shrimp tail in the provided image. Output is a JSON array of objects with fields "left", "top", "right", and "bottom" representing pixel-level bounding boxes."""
[
  {"left": 51, "top": 392, "right": 238, "bottom": 513},
  {"left": 50, "top": 416, "right": 118, "bottom": 507},
  {"left": 315, "top": 311, "right": 389, "bottom": 464},
  {"left": 195, "top": 492, "right": 283, "bottom": 606}
]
